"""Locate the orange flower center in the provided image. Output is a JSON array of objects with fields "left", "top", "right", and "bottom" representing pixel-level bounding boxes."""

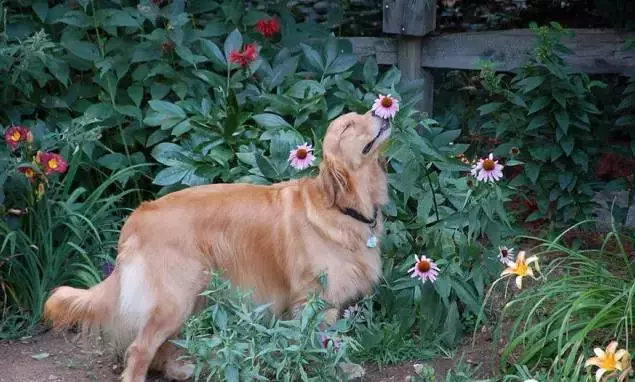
[
  {"left": 10, "top": 131, "right": 21, "bottom": 141},
  {"left": 515, "top": 262, "right": 528, "bottom": 276},
  {"left": 296, "top": 148, "right": 308, "bottom": 160},
  {"left": 381, "top": 97, "right": 393, "bottom": 108},
  {"left": 417, "top": 260, "right": 431, "bottom": 273},
  {"left": 601, "top": 354, "right": 618, "bottom": 371},
  {"left": 24, "top": 168, "right": 34, "bottom": 178},
  {"left": 48, "top": 158, "right": 58, "bottom": 169},
  {"left": 482, "top": 158, "right": 496, "bottom": 171}
]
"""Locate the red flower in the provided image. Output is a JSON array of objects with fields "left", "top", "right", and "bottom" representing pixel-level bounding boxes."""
[
  {"left": 36, "top": 151, "right": 68, "bottom": 175},
  {"left": 4, "top": 125, "right": 33, "bottom": 150},
  {"left": 18, "top": 166, "right": 37, "bottom": 182},
  {"left": 229, "top": 43, "right": 259, "bottom": 67},
  {"left": 256, "top": 18, "right": 280, "bottom": 38}
]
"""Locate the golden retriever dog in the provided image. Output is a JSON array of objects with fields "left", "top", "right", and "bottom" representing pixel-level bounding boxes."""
[{"left": 43, "top": 110, "right": 391, "bottom": 382}]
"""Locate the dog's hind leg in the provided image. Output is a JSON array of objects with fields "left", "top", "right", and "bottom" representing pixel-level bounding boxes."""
[
  {"left": 149, "top": 338, "right": 195, "bottom": 381},
  {"left": 120, "top": 304, "right": 186, "bottom": 382}
]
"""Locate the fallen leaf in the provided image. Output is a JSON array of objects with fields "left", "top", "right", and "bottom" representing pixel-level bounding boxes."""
[{"left": 31, "top": 352, "right": 50, "bottom": 360}]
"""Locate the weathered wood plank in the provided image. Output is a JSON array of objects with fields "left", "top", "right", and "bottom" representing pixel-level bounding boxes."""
[
  {"left": 349, "top": 29, "right": 635, "bottom": 75},
  {"left": 382, "top": 0, "right": 436, "bottom": 37}
]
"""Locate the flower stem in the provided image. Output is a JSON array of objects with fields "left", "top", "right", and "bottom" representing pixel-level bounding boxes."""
[{"left": 425, "top": 166, "right": 440, "bottom": 223}]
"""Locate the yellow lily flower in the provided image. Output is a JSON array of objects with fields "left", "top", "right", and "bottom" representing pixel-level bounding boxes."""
[
  {"left": 585, "top": 341, "right": 628, "bottom": 381},
  {"left": 500, "top": 250, "right": 538, "bottom": 289}
]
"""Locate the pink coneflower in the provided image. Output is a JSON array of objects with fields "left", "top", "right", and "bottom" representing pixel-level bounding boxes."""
[
  {"left": 371, "top": 94, "right": 399, "bottom": 119},
  {"left": 288, "top": 143, "right": 315, "bottom": 170},
  {"left": 498, "top": 246, "right": 515, "bottom": 265},
  {"left": 470, "top": 153, "right": 504, "bottom": 182},
  {"left": 408, "top": 255, "right": 439, "bottom": 284}
]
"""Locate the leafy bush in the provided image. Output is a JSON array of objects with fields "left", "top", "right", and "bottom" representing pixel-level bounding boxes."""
[
  {"left": 474, "top": 22, "right": 611, "bottom": 225},
  {"left": 434, "top": 24, "right": 634, "bottom": 229},
  {"left": 0, "top": 0, "right": 518, "bottom": 349},
  {"left": 176, "top": 273, "right": 355, "bottom": 382}
]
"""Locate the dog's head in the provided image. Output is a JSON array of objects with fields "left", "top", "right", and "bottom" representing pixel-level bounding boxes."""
[{"left": 319, "top": 111, "right": 391, "bottom": 206}]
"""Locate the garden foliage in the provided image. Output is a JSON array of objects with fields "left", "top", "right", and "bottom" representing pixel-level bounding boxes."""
[{"left": 0, "top": 0, "right": 634, "bottom": 380}]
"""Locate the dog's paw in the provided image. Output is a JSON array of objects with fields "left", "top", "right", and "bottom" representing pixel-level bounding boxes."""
[
  {"left": 165, "top": 362, "right": 195, "bottom": 381},
  {"left": 340, "top": 362, "right": 365, "bottom": 380}
]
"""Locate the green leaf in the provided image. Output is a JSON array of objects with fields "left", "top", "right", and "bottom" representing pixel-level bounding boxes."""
[
  {"left": 558, "top": 172, "right": 573, "bottom": 190},
  {"left": 559, "top": 135, "right": 574, "bottom": 156},
  {"left": 524, "top": 163, "right": 541, "bottom": 184},
  {"left": 61, "top": 40, "right": 100, "bottom": 61},
  {"left": 377, "top": 67, "right": 401, "bottom": 89},
  {"left": 555, "top": 109, "right": 569, "bottom": 133},
  {"left": 556, "top": 195, "right": 573, "bottom": 209},
  {"left": 224, "top": 28, "right": 243, "bottom": 61},
  {"left": 255, "top": 153, "right": 281, "bottom": 179},
  {"left": 172, "top": 120, "right": 192, "bottom": 136},
  {"left": 571, "top": 150, "right": 588, "bottom": 172},
  {"left": 287, "top": 80, "right": 326, "bottom": 98},
  {"left": 97, "top": 153, "right": 126, "bottom": 171},
  {"left": 148, "top": 100, "right": 186, "bottom": 119},
  {"left": 450, "top": 278, "right": 481, "bottom": 316},
  {"left": 54, "top": 10, "right": 90, "bottom": 27},
  {"left": 478, "top": 102, "right": 503, "bottom": 116},
  {"left": 84, "top": 103, "right": 115, "bottom": 120},
  {"left": 32, "top": 1, "right": 49, "bottom": 23},
  {"left": 127, "top": 85, "right": 143, "bottom": 107},
  {"left": 200, "top": 40, "right": 226, "bottom": 67},
  {"left": 187, "top": 0, "right": 220, "bottom": 14},
  {"left": 363, "top": 56, "right": 378, "bottom": 86},
  {"left": 42, "top": 56, "right": 70, "bottom": 87},
  {"left": 517, "top": 76, "right": 545, "bottom": 92},
  {"left": 525, "top": 209, "right": 546, "bottom": 222},
  {"left": 300, "top": 43, "right": 324, "bottom": 72},
  {"left": 151, "top": 143, "right": 188, "bottom": 166},
  {"left": 102, "top": 9, "right": 139, "bottom": 28},
  {"left": 432, "top": 130, "right": 461, "bottom": 147},
  {"left": 527, "top": 114, "right": 547, "bottom": 130},
  {"left": 528, "top": 96, "right": 549, "bottom": 114},
  {"left": 253, "top": 113, "right": 292, "bottom": 129},
  {"left": 268, "top": 57, "right": 299, "bottom": 90},
  {"left": 326, "top": 54, "right": 357, "bottom": 75},
  {"left": 153, "top": 166, "right": 186, "bottom": 186},
  {"left": 529, "top": 146, "right": 550, "bottom": 162},
  {"left": 325, "top": 38, "right": 338, "bottom": 68}
]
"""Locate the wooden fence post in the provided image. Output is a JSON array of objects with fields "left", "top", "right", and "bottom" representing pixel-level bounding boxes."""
[{"left": 383, "top": 0, "right": 436, "bottom": 116}]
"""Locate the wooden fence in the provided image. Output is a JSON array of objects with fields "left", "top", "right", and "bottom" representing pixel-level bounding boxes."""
[{"left": 344, "top": 0, "right": 635, "bottom": 114}]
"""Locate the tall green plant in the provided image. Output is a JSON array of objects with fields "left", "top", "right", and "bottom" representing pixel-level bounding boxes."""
[
  {"left": 0, "top": 157, "right": 146, "bottom": 337},
  {"left": 176, "top": 273, "right": 355, "bottom": 382},
  {"left": 474, "top": 22, "right": 608, "bottom": 225},
  {"left": 495, "top": 222, "right": 635, "bottom": 379}
]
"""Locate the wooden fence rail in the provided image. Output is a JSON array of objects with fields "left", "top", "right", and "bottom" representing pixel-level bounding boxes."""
[
  {"left": 349, "top": 29, "right": 635, "bottom": 74},
  {"left": 342, "top": 0, "right": 635, "bottom": 114}
]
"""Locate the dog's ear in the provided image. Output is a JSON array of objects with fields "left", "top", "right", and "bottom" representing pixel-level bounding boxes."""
[{"left": 320, "top": 155, "right": 351, "bottom": 207}]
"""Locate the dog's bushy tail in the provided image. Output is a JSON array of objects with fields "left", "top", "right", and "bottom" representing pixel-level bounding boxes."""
[{"left": 43, "top": 273, "right": 118, "bottom": 331}]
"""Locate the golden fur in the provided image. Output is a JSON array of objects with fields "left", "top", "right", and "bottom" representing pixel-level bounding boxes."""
[{"left": 43, "top": 110, "right": 391, "bottom": 382}]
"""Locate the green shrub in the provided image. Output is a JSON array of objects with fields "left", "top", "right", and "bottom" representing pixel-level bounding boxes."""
[
  {"left": 0, "top": 3, "right": 524, "bottom": 365},
  {"left": 175, "top": 272, "right": 355, "bottom": 382}
]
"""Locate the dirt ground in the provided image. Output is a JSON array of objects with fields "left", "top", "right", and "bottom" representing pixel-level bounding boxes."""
[{"left": 0, "top": 326, "right": 501, "bottom": 382}]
